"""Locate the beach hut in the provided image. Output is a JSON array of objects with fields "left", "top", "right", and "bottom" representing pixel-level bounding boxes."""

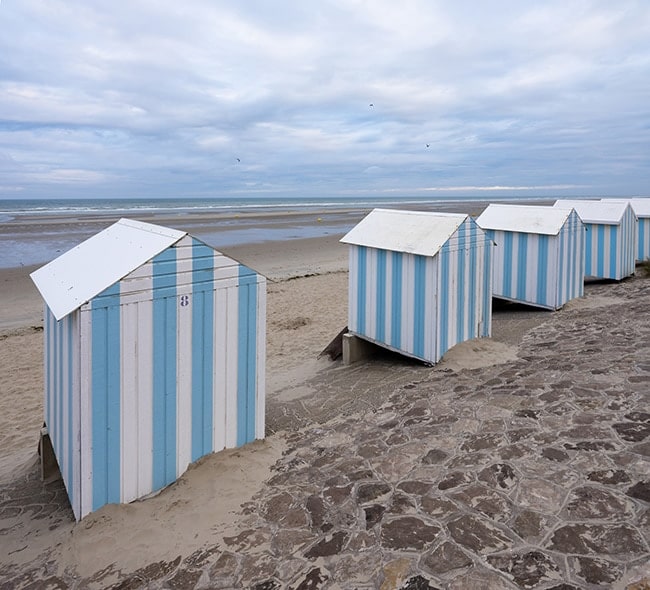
[
  {"left": 30, "top": 218, "right": 266, "bottom": 520},
  {"left": 602, "top": 198, "right": 650, "bottom": 262},
  {"left": 340, "top": 208, "right": 493, "bottom": 365},
  {"left": 553, "top": 200, "right": 636, "bottom": 280},
  {"left": 475, "top": 204, "right": 585, "bottom": 310}
]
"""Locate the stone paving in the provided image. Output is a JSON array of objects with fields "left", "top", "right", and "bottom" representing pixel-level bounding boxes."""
[{"left": 1, "top": 277, "right": 650, "bottom": 589}]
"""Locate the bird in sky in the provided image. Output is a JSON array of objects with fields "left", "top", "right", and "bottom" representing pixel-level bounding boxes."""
[
  {"left": 369, "top": 103, "right": 374, "bottom": 107},
  {"left": 236, "top": 158, "right": 240, "bottom": 162}
]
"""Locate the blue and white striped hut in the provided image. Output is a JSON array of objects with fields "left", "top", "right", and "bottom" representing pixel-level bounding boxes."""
[
  {"left": 602, "top": 198, "right": 650, "bottom": 262},
  {"left": 476, "top": 204, "right": 585, "bottom": 310},
  {"left": 553, "top": 200, "right": 636, "bottom": 280},
  {"left": 30, "top": 218, "right": 266, "bottom": 520},
  {"left": 340, "top": 208, "right": 493, "bottom": 365}
]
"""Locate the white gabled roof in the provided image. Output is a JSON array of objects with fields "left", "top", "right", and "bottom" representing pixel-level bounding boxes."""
[
  {"left": 475, "top": 204, "right": 574, "bottom": 236},
  {"left": 602, "top": 198, "right": 650, "bottom": 217},
  {"left": 553, "top": 199, "right": 631, "bottom": 224},
  {"left": 340, "top": 208, "right": 469, "bottom": 256},
  {"left": 31, "top": 218, "right": 187, "bottom": 320}
]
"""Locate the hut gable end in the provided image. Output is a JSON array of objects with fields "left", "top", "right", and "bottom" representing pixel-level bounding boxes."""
[{"left": 30, "top": 218, "right": 186, "bottom": 321}]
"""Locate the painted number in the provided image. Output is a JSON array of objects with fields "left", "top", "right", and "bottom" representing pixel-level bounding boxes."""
[{"left": 180, "top": 294, "right": 190, "bottom": 307}]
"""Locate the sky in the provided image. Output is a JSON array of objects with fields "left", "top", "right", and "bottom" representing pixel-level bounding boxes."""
[{"left": 1, "top": 1, "right": 649, "bottom": 201}]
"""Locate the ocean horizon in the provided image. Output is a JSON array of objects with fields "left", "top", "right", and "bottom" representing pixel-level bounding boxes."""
[{"left": 0, "top": 194, "right": 574, "bottom": 270}]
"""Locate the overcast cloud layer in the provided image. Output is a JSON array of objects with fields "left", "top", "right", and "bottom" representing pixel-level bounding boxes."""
[{"left": 1, "top": 1, "right": 649, "bottom": 200}]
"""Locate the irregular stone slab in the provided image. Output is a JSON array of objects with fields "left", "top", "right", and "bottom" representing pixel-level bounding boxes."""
[
  {"left": 438, "top": 471, "right": 473, "bottom": 490},
  {"left": 263, "top": 492, "right": 294, "bottom": 523},
  {"left": 294, "top": 567, "right": 328, "bottom": 590},
  {"left": 627, "top": 481, "right": 650, "bottom": 502},
  {"left": 548, "top": 524, "right": 647, "bottom": 557},
  {"left": 452, "top": 484, "right": 513, "bottom": 522},
  {"left": 271, "top": 529, "right": 318, "bottom": 556},
  {"left": 380, "top": 516, "right": 441, "bottom": 550},
  {"left": 613, "top": 422, "right": 650, "bottom": 442},
  {"left": 240, "top": 553, "right": 279, "bottom": 586},
  {"left": 323, "top": 483, "right": 352, "bottom": 504},
  {"left": 379, "top": 557, "right": 411, "bottom": 590},
  {"left": 447, "top": 568, "right": 519, "bottom": 590},
  {"left": 564, "top": 440, "right": 617, "bottom": 451},
  {"left": 461, "top": 433, "right": 503, "bottom": 451},
  {"left": 516, "top": 478, "right": 566, "bottom": 513},
  {"left": 570, "top": 555, "right": 624, "bottom": 586},
  {"left": 331, "top": 553, "right": 382, "bottom": 588},
  {"left": 447, "top": 514, "right": 514, "bottom": 554},
  {"left": 420, "top": 496, "right": 459, "bottom": 518},
  {"left": 499, "top": 444, "right": 534, "bottom": 460},
  {"left": 306, "top": 495, "right": 326, "bottom": 530},
  {"left": 541, "top": 447, "right": 569, "bottom": 462},
  {"left": 389, "top": 492, "right": 417, "bottom": 514},
  {"left": 514, "top": 409, "right": 540, "bottom": 420},
  {"left": 401, "top": 575, "right": 441, "bottom": 590},
  {"left": 357, "top": 482, "right": 391, "bottom": 503},
  {"left": 488, "top": 550, "right": 561, "bottom": 589},
  {"left": 625, "top": 411, "right": 650, "bottom": 423},
  {"left": 632, "top": 441, "right": 650, "bottom": 457},
  {"left": 421, "top": 541, "right": 472, "bottom": 574},
  {"left": 560, "top": 425, "right": 612, "bottom": 440},
  {"left": 398, "top": 480, "right": 433, "bottom": 496},
  {"left": 209, "top": 552, "right": 239, "bottom": 579},
  {"left": 510, "top": 510, "right": 553, "bottom": 541},
  {"left": 422, "top": 449, "right": 448, "bottom": 464},
  {"left": 365, "top": 504, "right": 386, "bottom": 528},
  {"left": 304, "top": 531, "right": 348, "bottom": 558},
  {"left": 478, "top": 463, "right": 517, "bottom": 490},
  {"left": 564, "top": 486, "right": 635, "bottom": 520},
  {"left": 587, "top": 469, "right": 631, "bottom": 485}
]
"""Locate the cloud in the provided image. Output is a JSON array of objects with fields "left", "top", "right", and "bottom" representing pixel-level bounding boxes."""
[{"left": 0, "top": 0, "right": 649, "bottom": 199}]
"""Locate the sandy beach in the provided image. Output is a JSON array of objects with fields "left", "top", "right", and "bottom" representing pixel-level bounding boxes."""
[{"left": 1, "top": 209, "right": 649, "bottom": 589}]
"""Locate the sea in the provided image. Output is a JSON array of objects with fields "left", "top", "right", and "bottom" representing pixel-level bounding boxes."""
[{"left": 0, "top": 194, "right": 548, "bottom": 270}]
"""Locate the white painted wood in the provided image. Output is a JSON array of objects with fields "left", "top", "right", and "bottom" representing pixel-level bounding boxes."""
[
  {"left": 30, "top": 218, "right": 186, "bottom": 320},
  {"left": 341, "top": 208, "right": 467, "bottom": 257}
]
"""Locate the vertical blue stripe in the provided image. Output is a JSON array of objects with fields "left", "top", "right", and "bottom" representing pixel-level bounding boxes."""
[
  {"left": 537, "top": 235, "right": 549, "bottom": 307},
  {"left": 584, "top": 225, "right": 593, "bottom": 276},
  {"left": 376, "top": 249, "right": 387, "bottom": 343},
  {"left": 439, "top": 245, "right": 450, "bottom": 355},
  {"left": 390, "top": 251, "right": 402, "bottom": 349},
  {"left": 639, "top": 219, "right": 646, "bottom": 261},
  {"left": 559, "top": 228, "right": 567, "bottom": 306},
  {"left": 578, "top": 218, "right": 585, "bottom": 295},
  {"left": 456, "top": 223, "right": 466, "bottom": 344},
  {"left": 610, "top": 225, "right": 618, "bottom": 279},
  {"left": 482, "top": 238, "right": 492, "bottom": 337},
  {"left": 357, "top": 247, "right": 367, "bottom": 335},
  {"left": 57, "top": 317, "right": 63, "bottom": 463},
  {"left": 468, "top": 222, "right": 477, "bottom": 337},
  {"left": 596, "top": 224, "right": 605, "bottom": 278},
  {"left": 237, "top": 266, "right": 257, "bottom": 446},
  {"left": 503, "top": 232, "right": 513, "bottom": 297},
  {"left": 91, "top": 283, "right": 121, "bottom": 510},
  {"left": 191, "top": 242, "right": 214, "bottom": 461},
  {"left": 67, "top": 317, "right": 74, "bottom": 506},
  {"left": 516, "top": 233, "right": 528, "bottom": 301},
  {"left": 45, "top": 309, "right": 50, "bottom": 431},
  {"left": 152, "top": 248, "right": 177, "bottom": 491},
  {"left": 413, "top": 255, "right": 426, "bottom": 359}
]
